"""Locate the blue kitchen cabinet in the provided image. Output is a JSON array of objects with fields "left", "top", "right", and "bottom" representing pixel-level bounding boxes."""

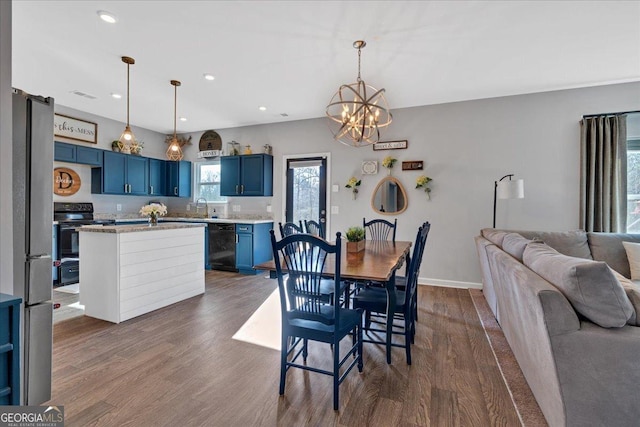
[
  {"left": 235, "top": 222, "right": 273, "bottom": 274},
  {"left": 54, "top": 142, "right": 76, "bottom": 162},
  {"left": 92, "top": 151, "right": 148, "bottom": 195},
  {"left": 148, "top": 158, "right": 166, "bottom": 196},
  {"left": 75, "top": 146, "right": 103, "bottom": 166},
  {"left": 0, "top": 294, "right": 21, "bottom": 405},
  {"left": 220, "top": 154, "right": 273, "bottom": 196},
  {"left": 166, "top": 160, "right": 191, "bottom": 197}
]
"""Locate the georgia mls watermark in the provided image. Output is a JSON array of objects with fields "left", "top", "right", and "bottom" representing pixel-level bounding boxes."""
[{"left": 0, "top": 406, "right": 64, "bottom": 427}]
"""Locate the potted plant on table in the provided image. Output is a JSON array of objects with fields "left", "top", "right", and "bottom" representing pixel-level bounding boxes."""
[{"left": 345, "top": 226, "right": 365, "bottom": 253}]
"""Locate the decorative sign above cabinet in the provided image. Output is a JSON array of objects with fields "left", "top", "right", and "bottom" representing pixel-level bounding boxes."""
[
  {"left": 54, "top": 114, "right": 97, "bottom": 144},
  {"left": 198, "top": 130, "right": 223, "bottom": 158},
  {"left": 53, "top": 167, "right": 81, "bottom": 196}
]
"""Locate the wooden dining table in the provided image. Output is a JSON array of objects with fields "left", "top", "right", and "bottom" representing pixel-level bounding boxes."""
[{"left": 254, "top": 239, "right": 412, "bottom": 364}]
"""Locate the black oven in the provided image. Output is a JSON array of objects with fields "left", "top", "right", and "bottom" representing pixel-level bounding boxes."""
[{"left": 54, "top": 202, "right": 114, "bottom": 286}]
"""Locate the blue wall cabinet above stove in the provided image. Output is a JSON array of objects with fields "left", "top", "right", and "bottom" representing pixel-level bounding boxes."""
[
  {"left": 148, "top": 158, "right": 166, "bottom": 196},
  {"left": 220, "top": 154, "right": 272, "bottom": 196},
  {"left": 75, "top": 146, "right": 103, "bottom": 166},
  {"left": 54, "top": 142, "right": 102, "bottom": 166},
  {"left": 166, "top": 161, "right": 191, "bottom": 197},
  {"left": 92, "top": 151, "right": 149, "bottom": 195}
]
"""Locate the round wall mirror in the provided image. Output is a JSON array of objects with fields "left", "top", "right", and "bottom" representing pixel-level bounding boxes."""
[{"left": 371, "top": 176, "right": 408, "bottom": 215}]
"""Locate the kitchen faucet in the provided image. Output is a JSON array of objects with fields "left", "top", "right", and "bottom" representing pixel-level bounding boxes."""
[{"left": 195, "top": 198, "right": 208, "bottom": 217}]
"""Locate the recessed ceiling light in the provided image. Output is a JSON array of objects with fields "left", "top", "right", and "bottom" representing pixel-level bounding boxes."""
[
  {"left": 179, "top": 117, "right": 187, "bottom": 122},
  {"left": 203, "top": 74, "right": 215, "bottom": 81},
  {"left": 97, "top": 10, "right": 117, "bottom": 24},
  {"left": 259, "top": 106, "right": 267, "bottom": 111},
  {"left": 111, "top": 93, "right": 122, "bottom": 99}
]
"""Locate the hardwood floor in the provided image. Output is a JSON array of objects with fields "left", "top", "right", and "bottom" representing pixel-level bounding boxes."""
[{"left": 47, "top": 271, "right": 522, "bottom": 426}]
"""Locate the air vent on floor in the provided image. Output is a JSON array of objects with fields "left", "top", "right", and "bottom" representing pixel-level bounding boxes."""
[{"left": 69, "top": 90, "right": 97, "bottom": 100}]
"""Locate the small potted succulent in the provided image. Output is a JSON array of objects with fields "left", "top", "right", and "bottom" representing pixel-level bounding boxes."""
[
  {"left": 345, "top": 226, "right": 365, "bottom": 253},
  {"left": 111, "top": 140, "right": 121, "bottom": 152}
]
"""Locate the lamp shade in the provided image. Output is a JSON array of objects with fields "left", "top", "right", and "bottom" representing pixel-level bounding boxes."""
[{"left": 497, "top": 179, "right": 524, "bottom": 199}]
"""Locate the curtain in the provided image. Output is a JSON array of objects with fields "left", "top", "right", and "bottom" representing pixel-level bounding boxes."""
[{"left": 580, "top": 114, "right": 627, "bottom": 232}]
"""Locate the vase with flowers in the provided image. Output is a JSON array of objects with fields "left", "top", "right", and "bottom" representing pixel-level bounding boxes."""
[
  {"left": 345, "top": 177, "right": 361, "bottom": 200},
  {"left": 382, "top": 156, "right": 397, "bottom": 175},
  {"left": 416, "top": 175, "right": 433, "bottom": 200},
  {"left": 139, "top": 203, "right": 167, "bottom": 226}
]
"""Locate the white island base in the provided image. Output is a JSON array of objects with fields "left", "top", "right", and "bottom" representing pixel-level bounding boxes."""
[{"left": 79, "top": 223, "right": 205, "bottom": 323}]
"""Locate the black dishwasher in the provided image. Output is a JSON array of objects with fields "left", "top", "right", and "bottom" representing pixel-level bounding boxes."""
[{"left": 208, "top": 223, "right": 238, "bottom": 271}]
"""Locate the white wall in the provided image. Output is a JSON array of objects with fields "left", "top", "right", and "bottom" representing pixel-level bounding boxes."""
[
  {"left": 0, "top": 0, "right": 12, "bottom": 294},
  {"left": 181, "top": 82, "right": 640, "bottom": 286}
]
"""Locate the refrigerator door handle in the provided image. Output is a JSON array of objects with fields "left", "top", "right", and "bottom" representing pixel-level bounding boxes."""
[{"left": 28, "top": 254, "right": 51, "bottom": 260}]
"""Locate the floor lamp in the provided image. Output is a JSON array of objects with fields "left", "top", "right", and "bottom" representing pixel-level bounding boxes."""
[{"left": 493, "top": 174, "right": 524, "bottom": 228}]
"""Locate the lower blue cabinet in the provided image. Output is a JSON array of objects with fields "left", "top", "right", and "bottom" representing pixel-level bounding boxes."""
[
  {"left": 0, "top": 294, "right": 22, "bottom": 405},
  {"left": 236, "top": 222, "right": 273, "bottom": 275}
]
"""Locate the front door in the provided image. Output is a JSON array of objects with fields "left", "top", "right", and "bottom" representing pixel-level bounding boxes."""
[{"left": 285, "top": 156, "right": 327, "bottom": 235}]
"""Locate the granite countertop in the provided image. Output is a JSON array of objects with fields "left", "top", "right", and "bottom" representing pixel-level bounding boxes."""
[
  {"left": 78, "top": 223, "right": 206, "bottom": 233},
  {"left": 112, "top": 217, "right": 274, "bottom": 225}
]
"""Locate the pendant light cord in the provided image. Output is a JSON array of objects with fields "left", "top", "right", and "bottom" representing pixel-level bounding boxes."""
[
  {"left": 357, "top": 46, "right": 362, "bottom": 82},
  {"left": 126, "top": 62, "right": 130, "bottom": 126},
  {"left": 173, "top": 83, "right": 177, "bottom": 139}
]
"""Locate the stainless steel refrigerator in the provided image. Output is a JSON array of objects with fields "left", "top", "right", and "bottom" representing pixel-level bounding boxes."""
[{"left": 12, "top": 88, "right": 54, "bottom": 405}]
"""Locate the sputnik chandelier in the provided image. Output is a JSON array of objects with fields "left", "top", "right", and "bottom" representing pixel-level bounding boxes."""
[
  {"left": 326, "top": 40, "right": 392, "bottom": 147},
  {"left": 166, "top": 80, "right": 184, "bottom": 161}
]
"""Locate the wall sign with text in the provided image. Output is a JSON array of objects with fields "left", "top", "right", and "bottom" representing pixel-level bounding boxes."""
[
  {"left": 372, "top": 140, "right": 408, "bottom": 151},
  {"left": 54, "top": 113, "right": 98, "bottom": 144},
  {"left": 53, "top": 167, "right": 81, "bottom": 196}
]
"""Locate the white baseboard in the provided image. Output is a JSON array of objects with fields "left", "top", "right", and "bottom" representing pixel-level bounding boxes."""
[{"left": 418, "top": 277, "right": 482, "bottom": 289}]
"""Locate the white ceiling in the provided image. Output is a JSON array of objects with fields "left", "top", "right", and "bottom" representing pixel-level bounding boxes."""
[{"left": 12, "top": 1, "right": 640, "bottom": 135}]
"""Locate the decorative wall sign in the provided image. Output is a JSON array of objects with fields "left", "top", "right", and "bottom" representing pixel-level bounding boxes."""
[
  {"left": 402, "top": 161, "right": 424, "bottom": 171},
  {"left": 53, "top": 167, "right": 81, "bottom": 196},
  {"left": 54, "top": 114, "right": 97, "bottom": 144},
  {"left": 361, "top": 161, "right": 378, "bottom": 175},
  {"left": 198, "top": 130, "right": 223, "bottom": 157},
  {"left": 372, "top": 140, "right": 408, "bottom": 151}
]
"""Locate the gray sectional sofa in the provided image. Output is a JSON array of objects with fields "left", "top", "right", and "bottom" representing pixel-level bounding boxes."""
[{"left": 475, "top": 229, "right": 640, "bottom": 427}]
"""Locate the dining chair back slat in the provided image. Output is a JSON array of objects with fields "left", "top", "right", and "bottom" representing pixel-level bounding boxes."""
[
  {"left": 363, "top": 218, "right": 397, "bottom": 242},
  {"left": 279, "top": 221, "right": 304, "bottom": 238},
  {"left": 304, "top": 219, "right": 325, "bottom": 239}
]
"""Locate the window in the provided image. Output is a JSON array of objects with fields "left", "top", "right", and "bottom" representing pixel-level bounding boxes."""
[
  {"left": 628, "top": 138, "right": 640, "bottom": 232},
  {"left": 194, "top": 160, "right": 227, "bottom": 203}
]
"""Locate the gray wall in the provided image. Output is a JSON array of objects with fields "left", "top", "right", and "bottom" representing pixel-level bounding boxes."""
[
  {"left": 180, "top": 82, "right": 640, "bottom": 286},
  {"left": 1, "top": 1, "right": 12, "bottom": 294}
]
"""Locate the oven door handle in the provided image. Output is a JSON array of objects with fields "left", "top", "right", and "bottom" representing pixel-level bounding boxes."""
[{"left": 28, "top": 253, "right": 51, "bottom": 260}]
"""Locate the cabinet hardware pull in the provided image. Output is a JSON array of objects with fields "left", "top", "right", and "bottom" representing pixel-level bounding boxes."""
[
  {"left": 174, "top": 187, "right": 178, "bottom": 196},
  {"left": 150, "top": 185, "right": 154, "bottom": 194},
  {"left": 240, "top": 184, "right": 244, "bottom": 194},
  {"left": 124, "top": 184, "right": 128, "bottom": 193},
  {"left": 235, "top": 234, "right": 239, "bottom": 244},
  {"left": 235, "top": 185, "right": 239, "bottom": 194}
]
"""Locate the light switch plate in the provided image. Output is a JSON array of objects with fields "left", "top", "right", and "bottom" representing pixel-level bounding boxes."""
[
  {"left": 332, "top": 184, "right": 339, "bottom": 193},
  {"left": 331, "top": 206, "right": 339, "bottom": 214},
  {"left": 116, "top": 204, "right": 122, "bottom": 212}
]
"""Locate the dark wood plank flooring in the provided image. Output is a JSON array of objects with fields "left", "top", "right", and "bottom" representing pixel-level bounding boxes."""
[{"left": 46, "top": 271, "right": 522, "bottom": 426}]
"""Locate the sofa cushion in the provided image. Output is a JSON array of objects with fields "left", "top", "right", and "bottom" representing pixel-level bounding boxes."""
[
  {"left": 523, "top": 242, "right": 633, "bottom": 328},
  {"left": 502, "top": 233, "right": 531, "bottom": 261},
  {"left": 481, "top": 229, "right": 509, "bottom": 247},
  {"left": 622, "top": 241, "right": 640, "bottom": 280},
  {"left": 609, "top": 268, "right": 640, "bottom": 326},
  {"left": 587, "top": 233, "right": 640, "bottom": 279},
  {"left": 493, "top": 229, "right": 592, "bottom": 260}
]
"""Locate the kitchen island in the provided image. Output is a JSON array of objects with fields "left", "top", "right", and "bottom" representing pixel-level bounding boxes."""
[{"left": 78, "top": 223, "right": 205, "bottom": 323}]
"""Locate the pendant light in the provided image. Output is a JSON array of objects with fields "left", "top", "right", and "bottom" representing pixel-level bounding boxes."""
[
  {"left": 326, "top": 40, "right": 392, "bottom": 147},
  {"left": 118, "top": 56, "right": 136, "bottom": 153},
  {"left": 166, "top": 80, "right": 184, "bottom": 161}
]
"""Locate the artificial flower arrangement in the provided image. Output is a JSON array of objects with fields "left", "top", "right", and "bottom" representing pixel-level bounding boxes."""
[
  {"left": 139, "top": 203, "right": 168, "bottom": 224},
  {"left": 382, "top": 156, "right": 397, "bottom": 169},
  {"left": 416, "top": 175, "right": 433, "bottom": 199},
  {"left": 345, "top": 176, "right": 361, "bottom": 199}
]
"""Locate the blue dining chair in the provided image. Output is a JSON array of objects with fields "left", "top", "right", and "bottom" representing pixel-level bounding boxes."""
[
  {"left": 304, "top": 219, "right": 325, "bottom": 239},
  {"left": 395, "top": 221, "right": 431, "bottom": 325},
  {"left": 363, "top": 217, "right": 397, "bottom": 242},
  {"left": 279, "top": 221, "right": 304, "bottom": 238},
  {"left": 270, "top": 230, "right": 364, "bottom": 410},
  {"left": 352, "top": 223, "right": 429, "bottom": 364}
]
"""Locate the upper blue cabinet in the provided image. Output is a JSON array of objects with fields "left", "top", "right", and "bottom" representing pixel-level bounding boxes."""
[
  {"left": 91, "top": 151, "right": 148, "bottom": 195},
  {"left": 220, "top": 154, "right": 273, "bottom": 197},
  {"left": 54, "top": 142, "right": 103, "bottom": 166},
  {"left": 166, "top": 160, "right": 191, "bottom": 198}
]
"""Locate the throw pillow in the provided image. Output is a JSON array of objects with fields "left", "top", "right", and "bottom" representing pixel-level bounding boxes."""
[
  {"left": 523, "top": 241, "right": 633, "bottom": 328},
  {"left": 610, "top": 268, "right": 640, "bottom": 326},
  {"left": 622, "top": 241, "right": 640, "bottom": 280},
  {"left": 502, "top": 233, "right": 531, "bottom": 262},
  {"left": 481, "top": 229, "right": 509, "bottom": 247}
]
